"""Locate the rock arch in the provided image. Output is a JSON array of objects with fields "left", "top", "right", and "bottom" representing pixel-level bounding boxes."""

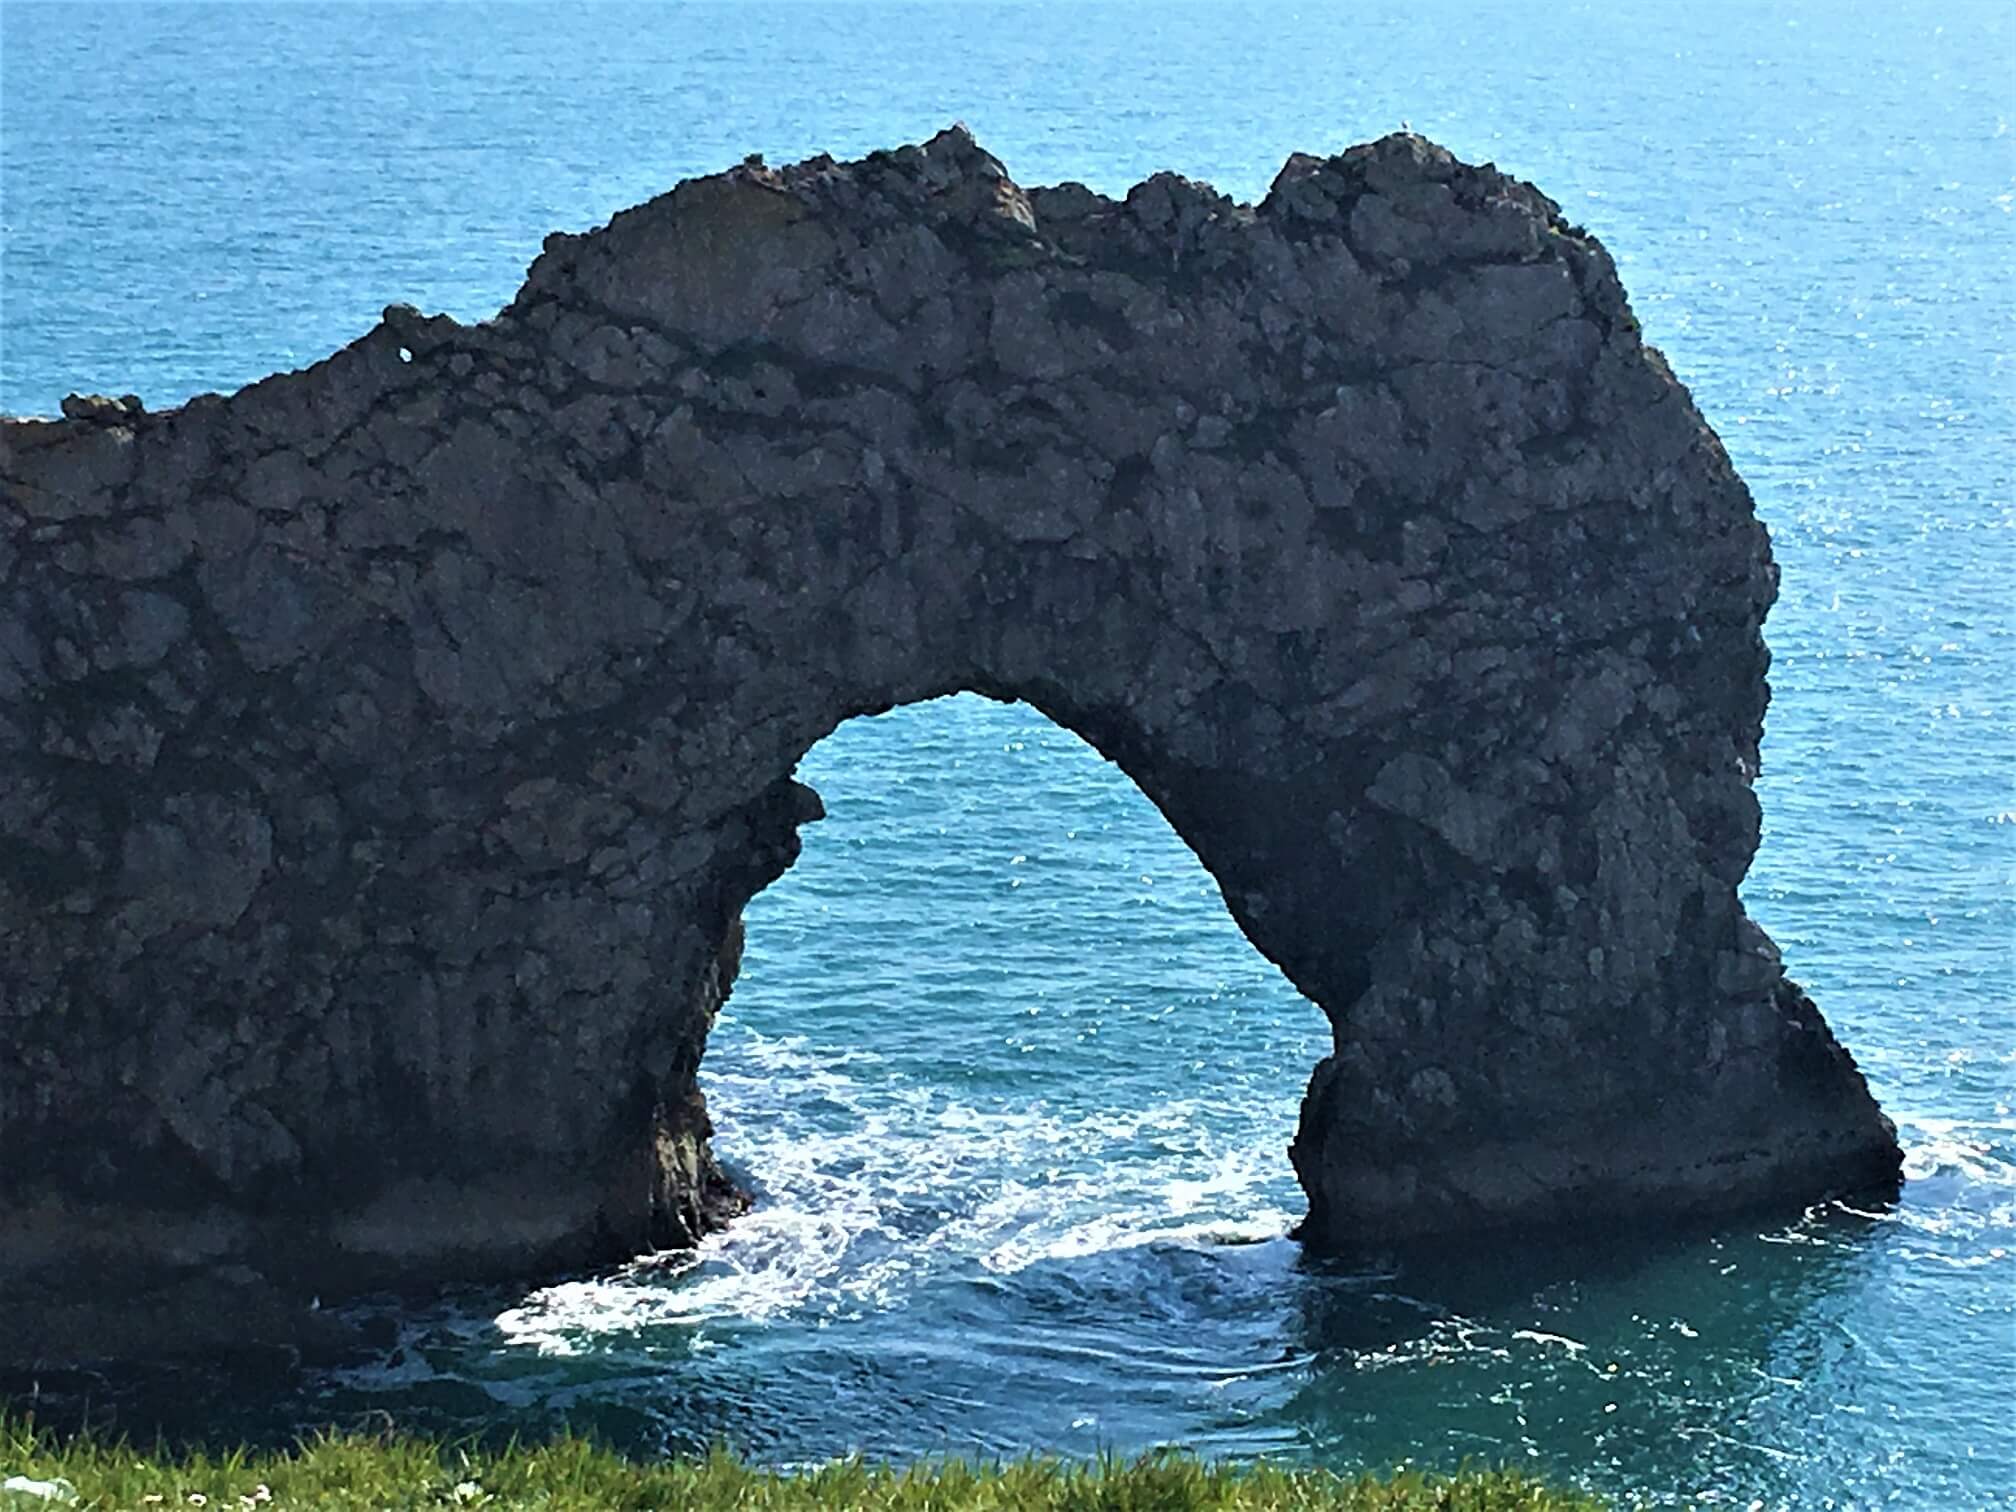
[{"left": 0, "top": 130, "right": 1899, "bottom": 1359}]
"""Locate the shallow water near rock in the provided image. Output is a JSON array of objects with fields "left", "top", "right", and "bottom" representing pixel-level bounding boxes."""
[{"left": 2, "top": 1, "right": 2010, "bottom": 1507}]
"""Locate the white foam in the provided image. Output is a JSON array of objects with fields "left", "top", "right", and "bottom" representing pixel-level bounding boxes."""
[{"left": 485, "top": 1018, "right": 1318, "bottom": 1337}]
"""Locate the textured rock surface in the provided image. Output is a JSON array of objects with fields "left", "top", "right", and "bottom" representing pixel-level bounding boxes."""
[{"left": 0, "top": 129, "right": 1900, "bottom": 1360}]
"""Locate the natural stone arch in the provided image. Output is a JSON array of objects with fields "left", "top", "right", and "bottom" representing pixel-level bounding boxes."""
[{"left": 0, "top": 129, "right": 1899, "bottom": 1360}]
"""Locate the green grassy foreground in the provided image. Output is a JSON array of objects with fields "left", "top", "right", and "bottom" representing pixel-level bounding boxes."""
[{"left": 0, "top": 1416, "right": 1606, "bottom": 1511}]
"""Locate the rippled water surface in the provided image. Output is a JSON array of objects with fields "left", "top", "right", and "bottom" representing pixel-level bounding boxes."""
[{"left": 3, "top": 1, "right": 2012, "bottom": 1506}]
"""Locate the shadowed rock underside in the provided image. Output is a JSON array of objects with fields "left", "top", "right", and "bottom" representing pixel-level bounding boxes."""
[{"left": 0, "top": 129, "right": 1901, "bottom": 1362}]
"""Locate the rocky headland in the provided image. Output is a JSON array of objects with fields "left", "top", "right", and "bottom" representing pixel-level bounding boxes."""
[{"left": 0, "top": 129, "right": 1901, "bottom": 1363}]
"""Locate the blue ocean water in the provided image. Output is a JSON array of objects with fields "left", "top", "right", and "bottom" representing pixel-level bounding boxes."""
[{"left": 3, "top": 1, "right": 2012, "bottom": 1505}]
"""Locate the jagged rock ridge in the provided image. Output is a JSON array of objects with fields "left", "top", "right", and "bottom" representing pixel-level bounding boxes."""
[{"left": 0, "top": 128, "right": 1901, "bottom": 1361}]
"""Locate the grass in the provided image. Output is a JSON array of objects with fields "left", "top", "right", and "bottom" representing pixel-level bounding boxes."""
[{"left": 0, "top": 1415, "right": 1608, "bottom": 1511}]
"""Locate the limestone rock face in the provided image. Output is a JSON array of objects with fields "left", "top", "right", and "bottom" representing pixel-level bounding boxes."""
[{"left": 0, "top": 130, "right": 1900, "bottom": 1360}]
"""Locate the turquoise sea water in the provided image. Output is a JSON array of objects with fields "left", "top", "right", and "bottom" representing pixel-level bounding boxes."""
[{"left": 3, "top": 2, "right": 2012, "bottom": 1505}]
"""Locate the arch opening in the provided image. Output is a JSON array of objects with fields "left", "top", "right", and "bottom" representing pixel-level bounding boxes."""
[{"left": 700, "top": 692, "right": 1331, "bottom": 1284}]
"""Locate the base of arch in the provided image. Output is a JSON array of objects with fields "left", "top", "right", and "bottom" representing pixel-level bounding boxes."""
[{"left": 1289, "top": 978, "right": 1904, "bottom": 1250}]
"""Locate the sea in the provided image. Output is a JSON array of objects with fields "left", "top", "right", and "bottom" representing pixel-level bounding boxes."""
[{"left": 1, "top": 2, "right": 2011, "bottom": 1506}]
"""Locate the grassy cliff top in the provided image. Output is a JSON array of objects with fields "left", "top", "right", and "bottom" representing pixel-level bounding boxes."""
[{"left": 1, "top": 1416, "right": 1606, "bottom": 1511}]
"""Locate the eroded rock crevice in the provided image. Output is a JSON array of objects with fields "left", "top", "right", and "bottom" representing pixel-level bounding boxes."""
[{"left": 0, "top": 129, "right": 1900, "bottom": 1361}]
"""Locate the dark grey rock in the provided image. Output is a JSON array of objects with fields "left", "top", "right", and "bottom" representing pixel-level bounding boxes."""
[{"left": 0, "top": 128, "right": 1901, "bottom": 1363}]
